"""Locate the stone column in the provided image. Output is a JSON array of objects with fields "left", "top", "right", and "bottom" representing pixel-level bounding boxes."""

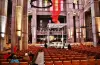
[
  {"left": 16, "top": 0, "right": 23, "bottom": 50},
  {"left": 79, "top": 9, "right": 85, "bottom": 43},
  {"left": 0, "top": 0, "right": 8, "bottom": 51},
  {"left": 0, "top": 0, "right": 1, "bottom": 51},
  {"left": 31, "top": 8, "right": 37, "bottom": 44},
  {"left": 11, "top": 0, "right": 17, "bottom": 52},
  {"left": 66, "top": 0, "right": 74, "bottom": 42},
  {"left": 22, "top": 0, "right": 28, "bottom": 50},
  {"left": 66, "top": 0, "right": 68, "bottom": 43},
  {"left": 90, "top": 0, "right": 100, "bottom": 47}
]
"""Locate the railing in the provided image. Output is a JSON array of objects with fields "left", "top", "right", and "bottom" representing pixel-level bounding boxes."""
[{"left": 37, "top": 31, "right": 66, "bottom": 35}]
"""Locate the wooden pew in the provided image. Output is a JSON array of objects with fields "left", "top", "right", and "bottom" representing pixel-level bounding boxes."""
[{"left": 1, "top": 62, "right": 28, "bottom": 65}]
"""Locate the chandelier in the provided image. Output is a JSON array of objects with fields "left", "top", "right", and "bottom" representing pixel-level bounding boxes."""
[{"left": 30, "top": 0, "right": 52, "bottom": 8}]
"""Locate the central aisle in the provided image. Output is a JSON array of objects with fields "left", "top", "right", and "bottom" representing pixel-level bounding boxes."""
[{"left": 35, "top": 52, "right": 44, "bottom": 65}]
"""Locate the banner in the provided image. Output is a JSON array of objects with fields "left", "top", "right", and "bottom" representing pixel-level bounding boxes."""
[{"left": 51, "top": 0, "right": 61, "bottom": 24}]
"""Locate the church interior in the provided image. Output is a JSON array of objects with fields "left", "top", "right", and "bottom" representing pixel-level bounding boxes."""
[{"left": 0, "top": 0, "right": 100, "bottom": 65}]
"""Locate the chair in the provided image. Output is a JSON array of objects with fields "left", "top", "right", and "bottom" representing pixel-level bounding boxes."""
[
  {"left": 72, "top": 60, "right": 80, "bottom": 65},
  {"left": 1, "top": 62, "right": 19, "bottom": 65},
  {"left": 52, "top": 58, "right": 59, "bottom": 61},
  {"left": 45, "top": 56, "right": 51, "bottom": 58},
  {"left": 59, "top": 58, "right": 66, "bottom": 61},
  {"left": 20, "top": 62, "right": 28, "bottom": 65},
  {"left": 45, "top": 61, "right": 53, "bottom": 65},
  {"left": 67, "top": 57, "right": 73, "bottom": 60},
  {"left": 51, "top": 56, "right": 57, "bottom": 58},
  {"left": 80, "top": 57, "right": 87, "bottom": 60},
  {"left": 80, "top": 60, "right": 88, "bottom": 65},
  {"left": 74, "top": 57, "right": 81, "bottom": 60},
  {"left": 54, "top": 61, "right": 62, "bottom": 65},
  {"left": 0, "top": 59, "right": 7, "bottom": 62},
  {"left": 57, "top": 55, "right": 63, "bottom": 58},
  {"left": 1, "top": 62, "right": 9, "bottom": 65},
  {"left": 10, "top": 63, "right": 19, "bottom": 65},
  {"left": 96, "top": 59, "right": 100, "bottom": 65},
  {"left": 45, "top": 58, "right": 52, "bottom": 61},
  {"left": 1, "top": 62, "right": 28, "bottom": 65},
  {"left": 63, "top": 60, "right": 71, "bottom": 65},
  {"left": 88, "top": 56, "right": 95, "bottom": 59},
  {"left": 88, "top": 59, "right": 95, "bottom": 65}
]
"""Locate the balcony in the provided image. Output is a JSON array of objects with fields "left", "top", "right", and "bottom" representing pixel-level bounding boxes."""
[{"left": 37, "top": 30, "right": 66, "bottom": 35}]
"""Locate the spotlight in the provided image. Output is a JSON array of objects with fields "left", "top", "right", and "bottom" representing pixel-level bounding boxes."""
[{"left": 30, "top": 0, "right": 52, "bottom": 8}]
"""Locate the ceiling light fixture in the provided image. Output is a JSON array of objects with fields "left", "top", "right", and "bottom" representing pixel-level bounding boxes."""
[{"left": 30, "top": 0, "right": 52, "bottom": 8}]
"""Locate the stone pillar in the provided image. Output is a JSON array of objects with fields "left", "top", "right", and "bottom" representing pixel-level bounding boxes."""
[
  {"left": 90, "top": 0, "right": 100, "bottom": 47},
  {"left": 11, "top": 0, "right": 17, "bottom": 52},
  {"left": 66, "top": 0, "right": 68, "bottom": 43},
  {"left": 22, "top": 0, "right": 28, "bottom": 50},
  {"left": 31, "top": 8, "right": 37, "bottom": 44},
  {"left": 0, "top": 0, "right": 8, "bottom": 51},
  {"left": 75, "top": 16, "right": 80, "bottom": 42},
  {"left": 0, "top": 0, "right": 1, "bottom": 51},
  {"left": 66, "top": 0, "right": 74, "bottom": 42},
  {"left": 16, "top": 0, "right": 23, "bottom": 50},
  {"left": 79, "top": 10, "right": 85, "bottom": 43}
]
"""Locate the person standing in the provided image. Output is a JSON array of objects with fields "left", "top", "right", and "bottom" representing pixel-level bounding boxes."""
[
  {"left": 68, "top": 44, "right": 71, "bottom": 50},
  {"left": 44, "top": 43, "right": 47, "bottom": 48}
]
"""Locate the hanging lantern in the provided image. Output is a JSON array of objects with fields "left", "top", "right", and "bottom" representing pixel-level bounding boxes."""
[{"left": 30, "top": 0, "right": 52, "bottom": 8}]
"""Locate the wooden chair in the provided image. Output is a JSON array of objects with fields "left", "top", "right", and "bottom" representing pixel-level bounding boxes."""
[
  {"left": 10, "top": 63, "right": 19, "bottom": 65},
  {"left": 52, "top": 58, "right": 59, "bottom": 61},
  {"left": 72, "top": 60, "right": 80, "bottom": 65},
  {"left": 1, "top": 62, "right": 9, "bottom": 65},
  {"left": 57, "top": 55, "right": 63, "bottom": 58},
  {"left": 45, "top": 61, "right": 53, "bottom": 65},
  {"left": 88, "top": 59, "right": 96, "bottom": 65},
  {"left": 51, "top": 56, "right": 57, "bottom": 58},
  {"left": 80, "top": 60, "right": 88, "bottom": 65},
  {"left": 0, "top": 59, "right": 7, "bottom": 62},
  {"left": 88, "top": 56, "right": 95, "bottom": 59},
  {"left": 59, "top": 57, "right": 66, "bottom": 61},
  {"left": 45, "top": 56, "right": 51, "bottom": 58},
  {"left": 1, "top": 62, "right": 19, "bottom": 65},
  {"left": 63, "top": 60, "right": 72, "bottom": 65},
  {"left": 74, "top": 57, "right": 81, "bottom": 60},
  {"left": 20, "top": 62, "right": 28, "bottom": 65},
  {"left": 1, "top": 62, "right": 28, "bottom": 65},
  {"left": 54, "top": 61, "right": 62, "bottom": 65},
  {"left": 45, "top": 58, "right": 52, "bottom": 61},
  {"left": 96, "top": 59, "right": 100, "bottom": 65},
  {"left": 67, "top": 57, "right": 73, "bottom": 60}
]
